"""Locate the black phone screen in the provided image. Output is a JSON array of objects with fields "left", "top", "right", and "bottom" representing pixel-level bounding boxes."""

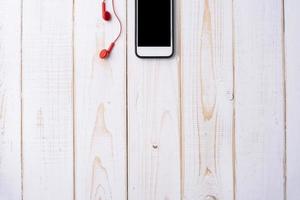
[{"left": 137, "top": 0, "right": 171, "bottom": 47}]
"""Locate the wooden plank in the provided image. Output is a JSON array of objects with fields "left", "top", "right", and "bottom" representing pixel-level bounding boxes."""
[
  {"left": 181, "top": 0, "right": 234, "bottom": 199},
  {"left": 233, "top": 0, "right": 285, "bottom": 199},
  {"left": 22, "top": 0, "right": 74, "bottom": 199},
  {"left": 73, "top": 0, "right": 127, "bottom": 199},
  {"left": 127, "top": 0, "right": 181, "bottom": 199},
  {"left": 0, "top": 0, "right": 22, "bottom": 199},
  {"left": 285, "top": 1, "right": 300, "bottom": 199}
]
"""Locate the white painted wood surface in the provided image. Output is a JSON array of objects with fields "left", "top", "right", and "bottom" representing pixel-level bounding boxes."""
[
  {"left": 181, "top": 0, "right": 234, "bottom": 199},
  {"left": 0, "top": 0, "right": 300, "bottom": 199},
  {"left": 233, "top": 0, "right": 285, "bottom": 199},
  {"left": 285, "top": 1, "right": 300, "bottom": 199},
  {"left": 127, "top": 0, "right": 181, "bottom": 198},
  {"left": 74, "top": 0, "right": 127, "bottom": 199},
  {"left": 22, "top": 0, "right": 74, "bottom": 199},
  {"left": 0, "top": 1, "right": 22, "bottom": 200}
]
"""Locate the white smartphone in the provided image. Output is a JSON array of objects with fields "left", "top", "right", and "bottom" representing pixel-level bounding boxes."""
[{"left": 135, "top": 0, "right": 174, "bottom": 58}]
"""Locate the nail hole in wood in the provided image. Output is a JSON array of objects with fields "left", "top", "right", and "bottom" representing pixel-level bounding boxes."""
[{"left": 205, "top": 195, "right": 217, "bottom": 200}]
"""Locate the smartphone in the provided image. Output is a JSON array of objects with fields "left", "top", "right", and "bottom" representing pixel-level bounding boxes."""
[{"left": 135, "top": 0, "right": 174, "bottom": 58}]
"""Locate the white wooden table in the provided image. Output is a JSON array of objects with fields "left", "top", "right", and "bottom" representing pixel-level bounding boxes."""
[{"left": 0, "top": 0, "right": 299, "bottom": 199}]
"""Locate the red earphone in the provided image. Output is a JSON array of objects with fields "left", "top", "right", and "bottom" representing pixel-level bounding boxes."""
[
  {"left": 102, "top": 0, "right": 111, "bottom": 21},
  {"left": 100, "top": 0, "right": 122, "bottom": 59}
]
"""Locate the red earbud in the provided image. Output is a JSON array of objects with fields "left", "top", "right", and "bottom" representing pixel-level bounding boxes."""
[
  {"left": 99, "top": 0, "right": 122, "bottom": 59},
  {"left": 100, "top": 42, "right": 115, "bottom": 59},
  {"left": 102, "top": 1, "right": 111, "bottom": 21}
]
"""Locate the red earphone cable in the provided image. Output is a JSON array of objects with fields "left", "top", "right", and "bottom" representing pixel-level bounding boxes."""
[{"left": 111, "top": 0, "right": 122, "bottom": 44}]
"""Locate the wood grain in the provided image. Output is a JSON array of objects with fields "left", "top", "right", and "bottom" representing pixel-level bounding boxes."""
[
  {"left": 181, "top": 0, "right": 234, "bottom": 199},
  {"left": 0, "top": 0, "right": 22, "bottom": 199},
  {"left": 285, "top": 0, "right": 300, "bottom": 199},
  {"left": 1, "top": 0, "right": 300, "bottom": 199},
  {"left": 73, "top": 0, "right": 127, "bottom": 199},
  {"left": 22, "top": 0, "right": 74, "bottom": 199},
  {"left": 127, "top": 0, "right": 181, "bottom": 199},
  {"left": 233, "top": 0, "right": 285, "bottom": 199}
]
